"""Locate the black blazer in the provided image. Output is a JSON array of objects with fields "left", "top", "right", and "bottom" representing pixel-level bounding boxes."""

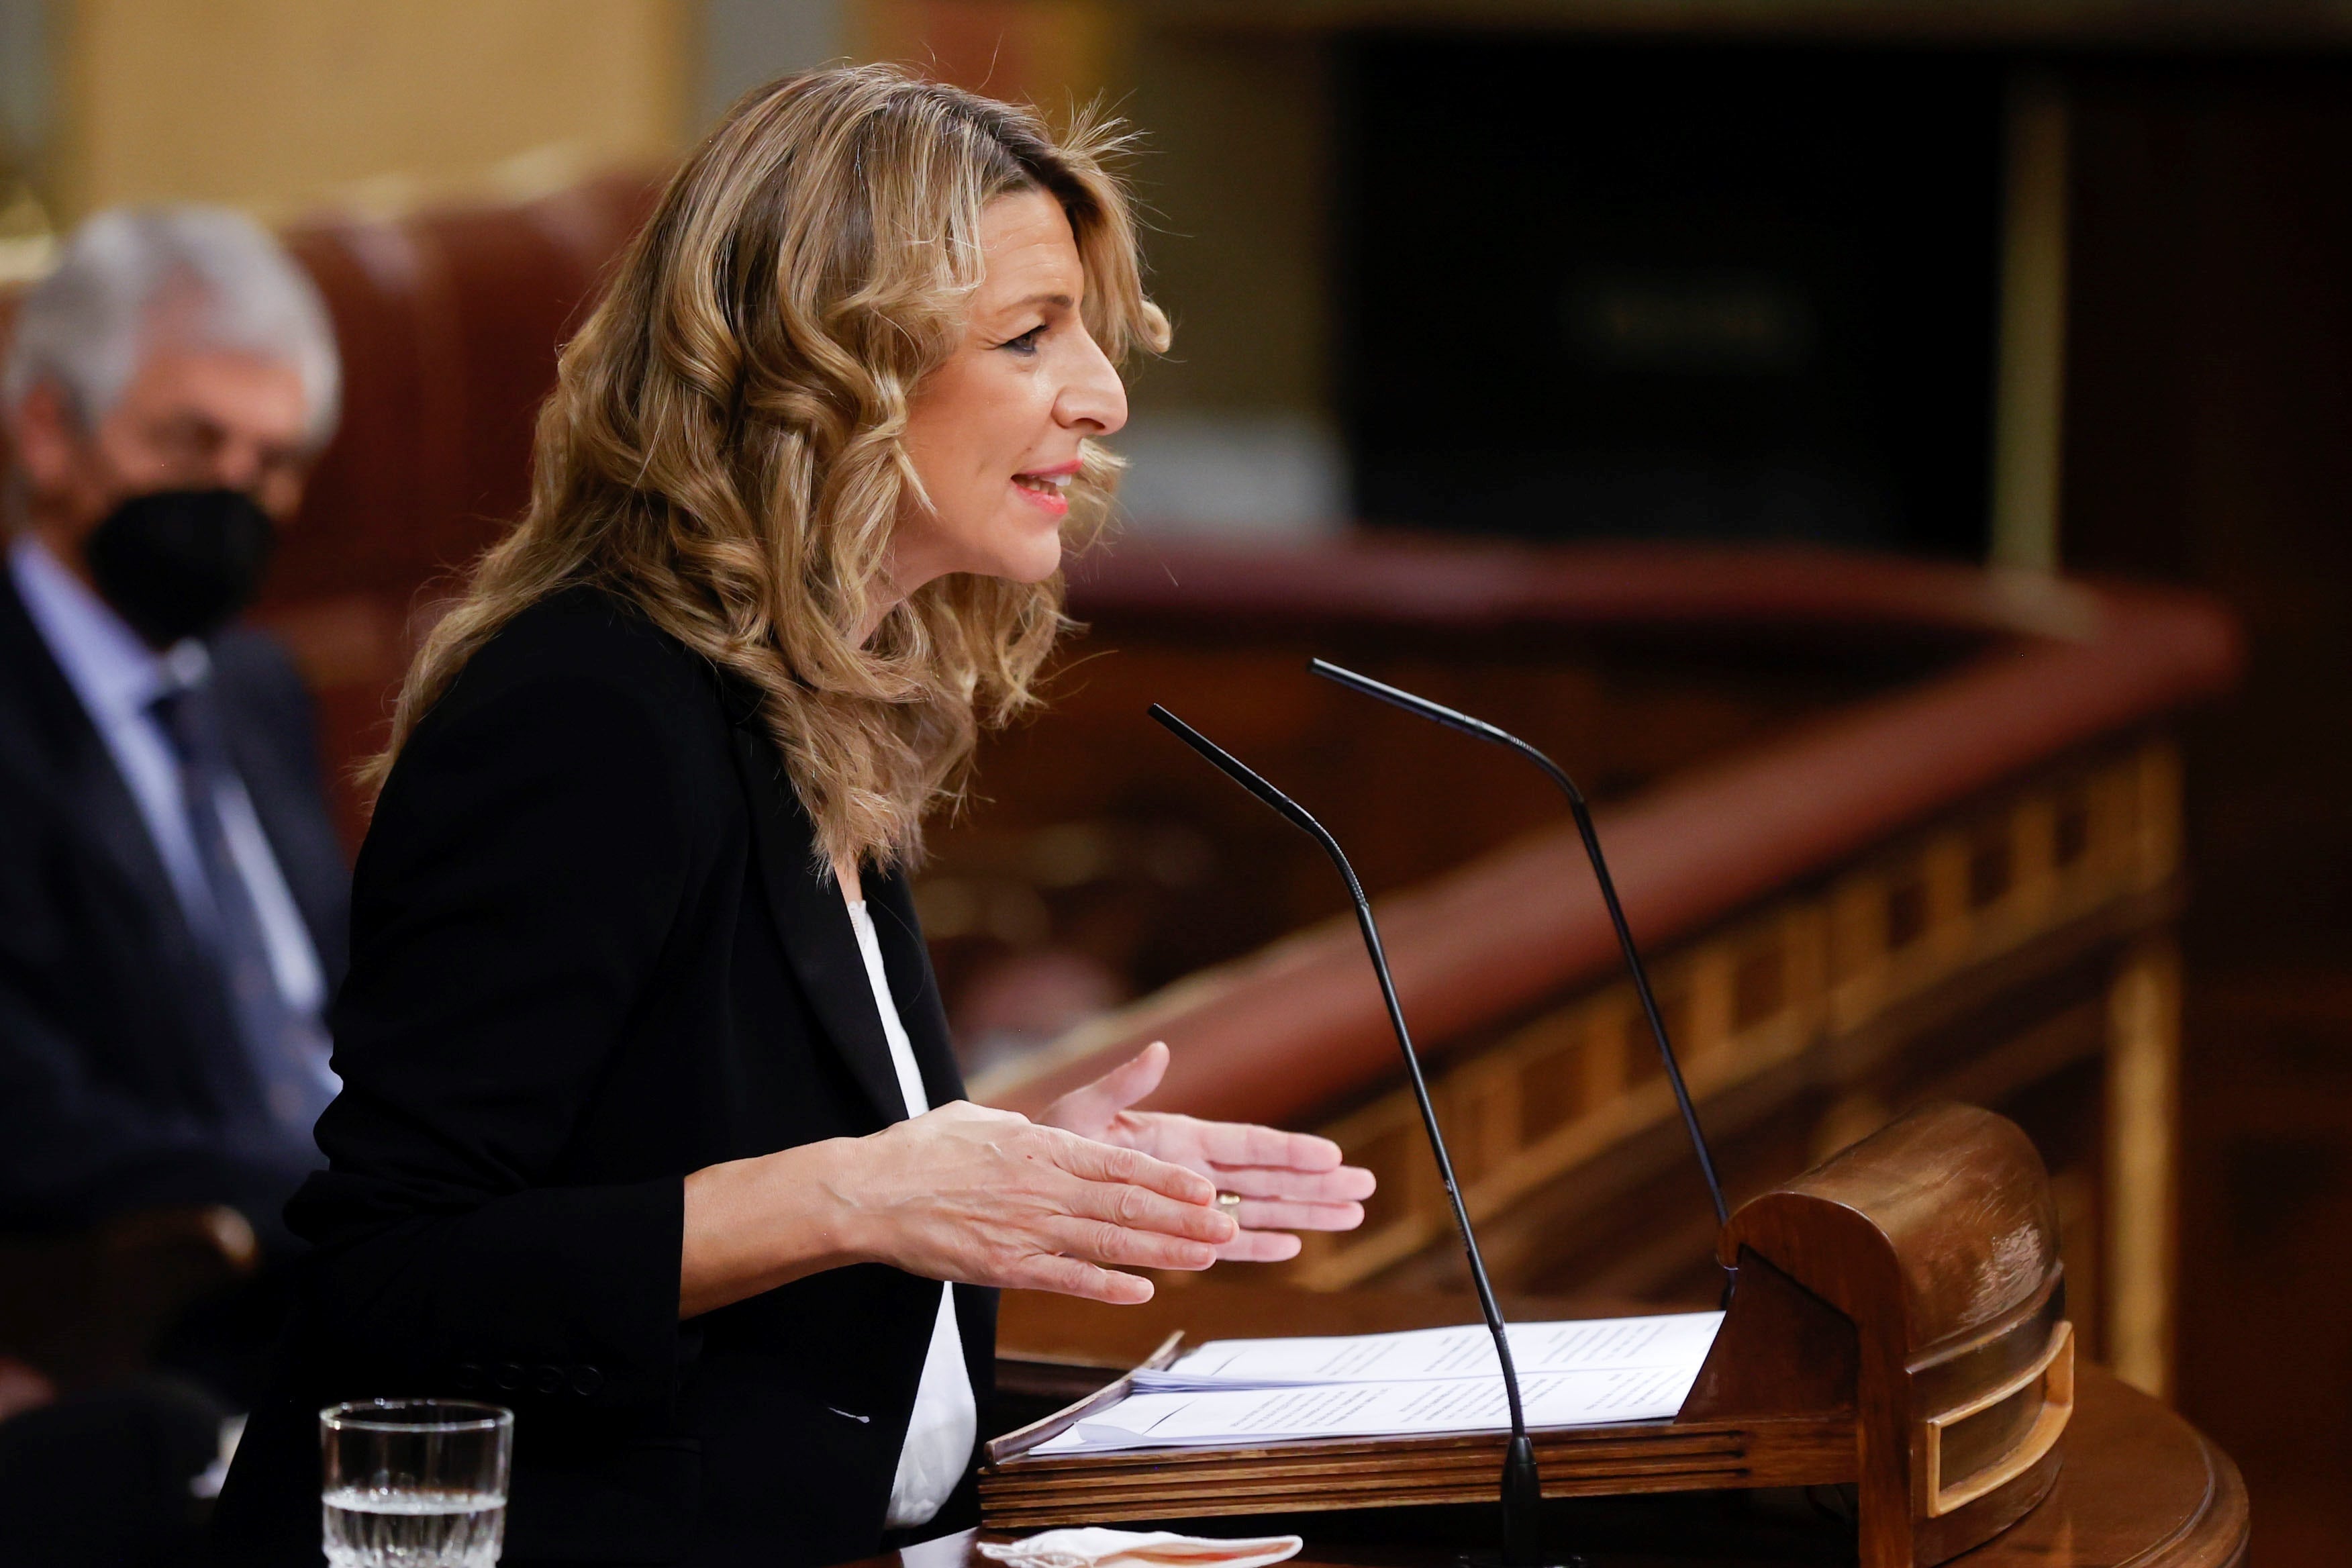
[
  {"left": 0, "top": 570, "right": 349, "bottom": 1246},
  {"left": 211, "top": 589, "right": 997, "bottom": 1568}
]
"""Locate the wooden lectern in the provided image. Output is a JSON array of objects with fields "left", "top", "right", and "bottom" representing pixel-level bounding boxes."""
[
  {"left": 985, "top": 1102, "right": 2080, "bottom": 1568},
  {"left": 1681, "top": 1101, "right": 2073, "bottom": 1567}
]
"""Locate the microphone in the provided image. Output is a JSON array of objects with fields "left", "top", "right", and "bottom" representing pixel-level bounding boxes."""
[
  {"left": 1305, "top": 659, "right": 1733, "bottom": 1251},
  {"left": 1148, "top": 704, "right": 1573, "bottom": 1568}
]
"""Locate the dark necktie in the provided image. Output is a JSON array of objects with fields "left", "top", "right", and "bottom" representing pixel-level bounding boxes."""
[{"left": 149, "top": 673, "right": 336, "bottom": 1144}]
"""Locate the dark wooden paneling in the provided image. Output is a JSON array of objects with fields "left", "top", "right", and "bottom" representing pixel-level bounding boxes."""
[{"left": 2061, "top": 60, "right": 2352, "bottom": 1564}]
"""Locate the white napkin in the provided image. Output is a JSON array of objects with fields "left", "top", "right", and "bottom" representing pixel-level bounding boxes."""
[{"left": 977, "top": 1528, "right": 1304, "bottom": 1568}]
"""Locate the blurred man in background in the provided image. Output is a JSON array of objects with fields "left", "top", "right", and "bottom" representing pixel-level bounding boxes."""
[{"left": 0, "top": 205, "right": 346, "bottom": 1440}]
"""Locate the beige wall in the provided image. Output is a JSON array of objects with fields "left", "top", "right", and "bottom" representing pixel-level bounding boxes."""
[
  {"left": 51, "top": 0, "right": 693, "bottom": 221},
  {"left": 852, "top": 0, "right": 1122, "bottom": 108},
  {"left": 1123, "top": 28, "right": 1331, "bottom": 420}
]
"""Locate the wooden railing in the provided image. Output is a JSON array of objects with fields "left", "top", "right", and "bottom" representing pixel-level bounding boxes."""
[
  {"left": 1295, "top": 738, "right": 2176, "bottom": 1316},
  {"left": 967, "top": 540, "right": 2236, "bottom": 1400}
]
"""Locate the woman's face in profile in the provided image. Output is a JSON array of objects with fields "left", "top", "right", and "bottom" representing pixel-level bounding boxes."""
[{"left": 895, "top": 189, "right": 1128, "bottom": 592}]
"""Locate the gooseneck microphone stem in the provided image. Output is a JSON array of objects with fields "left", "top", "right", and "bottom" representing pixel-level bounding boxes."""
[
  {"left": 1148, "top": 705, "right": 1560, "bottom": 1568},
  {"left": 1307, "top": 660, "right": 1732, "bottom": 1238}
]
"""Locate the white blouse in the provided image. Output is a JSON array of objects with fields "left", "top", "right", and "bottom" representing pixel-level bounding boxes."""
[{"left": 844, "top": 900, "right": 979, "bottom": 1530}]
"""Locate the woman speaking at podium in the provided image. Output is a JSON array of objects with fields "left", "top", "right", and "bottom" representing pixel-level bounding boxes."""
[{"left": 213, "top": 65, "right": 1372, "bottom": 1567}]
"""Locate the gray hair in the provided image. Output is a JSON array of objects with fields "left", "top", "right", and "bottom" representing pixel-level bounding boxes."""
[{"left": 1, "top": 205, "right": 341, "bottom": 448}]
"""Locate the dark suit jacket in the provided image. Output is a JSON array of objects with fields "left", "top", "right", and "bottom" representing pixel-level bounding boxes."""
[
  {"left": 0, "top": 570, "right": 349, "bottom": 1247},
  {"left": 211, "top": 589, "right": 997, "bottom": 1568}
]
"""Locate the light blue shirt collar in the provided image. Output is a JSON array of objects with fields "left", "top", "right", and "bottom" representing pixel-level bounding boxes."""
[{"left": 8, "top": 532, "right": 210, "bottom": 723}]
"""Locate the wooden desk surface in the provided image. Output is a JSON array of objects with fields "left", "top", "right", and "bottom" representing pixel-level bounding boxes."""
[
  {"left": 948, "top": 1284, "right": 2246, "bottom": 1568},
  {"left": 868, "top": 1369, "right": 2241, "bottom": 1568}
]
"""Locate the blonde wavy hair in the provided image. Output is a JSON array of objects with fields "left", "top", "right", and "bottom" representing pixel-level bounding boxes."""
[{"left": 367, "top": 64, "right": 1168, "bottom": 871}]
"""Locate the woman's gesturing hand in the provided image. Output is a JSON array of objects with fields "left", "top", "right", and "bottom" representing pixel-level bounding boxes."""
[
  {"left": 1038, "top": 1042, "right": 1377, "bottom": 1263},
  {"left": 679, "top": 1101, "right": 1236, "bottom": 1318},
  {"left": 836, "top": 1101, "right": 1238, "bottom": 1304},
  {"left": 676, "top": 1055, "right": 1366, "bottom": 1319},
  {"left": 842, "top": 1100, "right": 1242, "bottom": 1307}
]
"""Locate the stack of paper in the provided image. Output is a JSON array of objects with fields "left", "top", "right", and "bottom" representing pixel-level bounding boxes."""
[
  {"left": 979, "top": 1310, "right": 1867, "bottom": 1530},
  {"left": 1130, "top": 1314, "right": 1723, "bottom": 1392},
  {"left": 1034, "top": 1314, "right": 1722, "bottom": 1457}
]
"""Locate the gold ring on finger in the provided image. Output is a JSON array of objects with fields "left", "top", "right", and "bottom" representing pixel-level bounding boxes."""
[{"left": 1215, "top": 1190, "right": 1244, "bottom": 1220}]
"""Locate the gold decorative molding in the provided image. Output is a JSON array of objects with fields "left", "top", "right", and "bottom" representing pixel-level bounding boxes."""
[{"left": 2104, "top": 936, "right": 2180, "bottom": 1398}]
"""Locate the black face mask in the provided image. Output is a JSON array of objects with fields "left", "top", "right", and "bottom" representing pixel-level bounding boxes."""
[{"left": 83, "top": 488, "right": 277, "bottom": 647}]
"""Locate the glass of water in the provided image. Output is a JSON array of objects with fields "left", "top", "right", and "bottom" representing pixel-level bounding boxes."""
[{"left": 321, "top": 1399, "right": 512, "bottom": 1567}]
